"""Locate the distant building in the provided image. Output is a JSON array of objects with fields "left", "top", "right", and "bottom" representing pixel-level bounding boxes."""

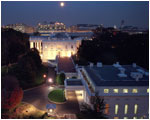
[
  {"left": 36, "top": 22, "right": 66, "bottom": 34},
  {"left": 67, "top": 24, "right": 100, "bottom": 32},
  {"left": 65, "top": 62, "right": 149, "bottom": 119},
  {"left": 120, "top": 26, "right": 148, "bottom": 35},
  {"left": 29, "top": 32, "right": 82, "bottom": 62},
  {"left": 3, "top": 23, "right": 35, "bottom": 33}
]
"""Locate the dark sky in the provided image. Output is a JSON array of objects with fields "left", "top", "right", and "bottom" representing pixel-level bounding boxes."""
[{"left": 1, "top": 1, "right": 149, "bottom": 28}]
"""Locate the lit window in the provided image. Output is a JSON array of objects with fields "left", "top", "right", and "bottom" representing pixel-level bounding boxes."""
[
  {"left": 105, "top": 104, "right": 109, "bottom": 114},
  {"left": 114, "top": 117, "right": 119, "bottom": 119},
  {"left": 132, "top": 89, "right": 138, "bottom": 93},
  {"left": 133, "top": 117, "right": 137, "bottom": 119},
  {"left": 134, "top": 104, "right": 138, "bottom": 114},
  {"left": 114, "top": 89, "right": 119, "bottom": 93},
  {"left": 147, "top": 88, "right": 149, "bottom": 93},
  {"left": 115, "top": 104, "right": 119, "bottom": 114},
  {"left": 123, "top": 89, "right": 128, "bottom": 93},
  {"left": 124, "top": 104, "right": 128, "bottom": 114},
  {"left": 124, "top": 117, "right": 128, "bottom": 119},
  {"left": 104, "top": 89, "right": 109, "bottom": 93}
]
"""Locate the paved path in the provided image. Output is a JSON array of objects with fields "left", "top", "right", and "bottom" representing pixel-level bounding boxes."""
[{"left": 23, "top": 67, "right": 80, "bottom": 115}]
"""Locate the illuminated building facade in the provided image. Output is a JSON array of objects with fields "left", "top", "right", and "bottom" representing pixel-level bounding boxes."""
[
  {"left": 65, "top": 62, "right": 149, "bottom": 119},
  {"left": 29, "top": 32, "right": 82, "bottom": 62},
  {"left": 37, "top": 22, "right": 66, "bottom": 33},
  {"left": 3, "top": 23, "right": 35, "bottom": 33},
  {"left": 67, "top": 24, "right": 100, "bottom": 32}
]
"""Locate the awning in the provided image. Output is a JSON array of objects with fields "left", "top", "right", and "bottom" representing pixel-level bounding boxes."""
[{"left": 46, "top": 104, "right": 56, "bottom": 109}]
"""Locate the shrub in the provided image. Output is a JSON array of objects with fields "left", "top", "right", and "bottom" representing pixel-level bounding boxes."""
[
  {"left": 56, "top": 73, "right": 66, "bottom": 85},
  {"left": 2, "top": 76, "right": 23, "bottom": 110}
]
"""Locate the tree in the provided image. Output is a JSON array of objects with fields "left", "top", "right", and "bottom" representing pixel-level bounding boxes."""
[
  {"left": 77, "top": 93, "right": 107, "bottom": 119},
  {"left": 16, "top": 54, "right": 37, "bottom": 87},
  {"left": 1, "top": 28, "right": 30, "bottom": 65},
  {"left": 77, "top": 28, "right": 149, "bottom": 69},
  {"left": 56, "top": 73, "right": 66, "bottom": 85},
  {"left": 27, "top": 48, "right": 42, "bottom": 69},
  {"left": 1, "top": 75, "right": 23, "bottom": 110}
]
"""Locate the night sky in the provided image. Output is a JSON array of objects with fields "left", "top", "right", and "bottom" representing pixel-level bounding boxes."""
[{"left": 1, "top": 1, "right": 149, "bottom": 28}]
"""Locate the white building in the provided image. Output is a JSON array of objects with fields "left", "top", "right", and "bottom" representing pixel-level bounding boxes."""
[
  {"left": 65, "top": 62, "right": 149, "bottom": 119},
  {"left": 29, "top": 32, "right": 82, "bottom": 62},
  {"left": 37, "top": 22, "right": 66, "bottom": 33}
]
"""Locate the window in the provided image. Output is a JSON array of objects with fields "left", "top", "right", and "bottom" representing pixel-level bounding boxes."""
[
  {"left": 132, "top": 89, "right": 138, "bottom": 93},
  {"left": 115, "top": 104, "right": 119, "bottom": 114},
  {"left": 104, "top": 89, "right": 109, "bottom": 93},
  {"left": 123, "top": 89, "right": 128, "bottom": 93},
  {"left": 114, "top": 117, "right": 119, "bottom": 119},
  {"left": 134, "top": 104, "right": 138, "bottom": 114},
  {"left": 71, "top": 45, "right": 73, "bottom": 49},
  {"left": 124, "top": 117, "right": 128, "bottom": 119},
  {"left": 124, "top": 104, "right": 128, "bottom": 114},
  {"left": 147, "top": 88, "right": 149, "bottom": 93},
  {"left": 114, "top": 89, "right": 119, "bottom": 93},
  {"left": 133, "top": 117, "right": 137, "bottom": 119},
  {"left": 105, "top": 104, "right": 109, "bottom": 114}
]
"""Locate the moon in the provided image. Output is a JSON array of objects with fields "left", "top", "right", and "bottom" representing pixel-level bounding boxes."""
[{"left": 60, "top": 2, "right": 65, "bottom": 7}]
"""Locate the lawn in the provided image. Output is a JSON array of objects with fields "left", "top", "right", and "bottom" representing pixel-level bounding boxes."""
[{"left": 48, "top": 89, "right": 66, "bottom": 103}]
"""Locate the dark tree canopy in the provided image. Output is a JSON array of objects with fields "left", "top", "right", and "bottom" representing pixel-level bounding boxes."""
[
  {"left": 77, "top": 94, "right": 107, "bottom": 119},
  {"left": 1, "top": 28, "right": 30, "bottom": 65},
  {"left": 76, "top": 27, "right": 149, "bottom": 70},
  {"left": 56, "top": 73, "right": 66, "bottom": 85},
  {"left": 2, "top": 75, "right": 23, "bottom": 110},
  {"left": 15, "top": 48, "right": 42, "bottom": 88}
]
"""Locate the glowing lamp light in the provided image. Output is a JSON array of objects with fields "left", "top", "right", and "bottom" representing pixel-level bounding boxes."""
[
  {"left": 49, "top": 109, "right": 53, "bottom": 112},
  {"left": 43, "top": 74, "right": 46, "bottom": 78},
  {"left": 68, "top": 53, "right": 71, "bottom": 57},
  {"left": 48, "top": 78, "right": 53, "bottom": 83}
]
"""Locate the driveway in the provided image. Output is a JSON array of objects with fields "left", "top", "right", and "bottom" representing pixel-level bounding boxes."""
[{"left": 23, "top": 67, "right": 80, "bottom": 115}]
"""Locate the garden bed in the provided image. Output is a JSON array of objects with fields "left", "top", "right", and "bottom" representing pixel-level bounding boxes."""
[{"left": 48, "top": 89, "right": 66, "bottom": 103}]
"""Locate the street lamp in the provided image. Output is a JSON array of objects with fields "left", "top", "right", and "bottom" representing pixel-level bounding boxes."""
[
  {"left": 48, "top": 78, "right": 53, "bottom": 83},
  {"left": 43, "top": 74, "right": 47, "bottom": 78}
]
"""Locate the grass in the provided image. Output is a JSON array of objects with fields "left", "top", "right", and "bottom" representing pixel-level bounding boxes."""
[{"left": 48, "top": 89, "right": 66, "bottom": 103}]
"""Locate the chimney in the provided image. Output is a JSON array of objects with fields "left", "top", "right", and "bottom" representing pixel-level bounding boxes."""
[
  {"left": 133, "top": 63, "right": 136, "bottom": 68},
  {"left": 119, "top": 67, "right": 125, "bottom": 74},
  {"left": 97, "top": 62, "right": 102, "bottom": 67},
  {"left": 90, "top": 63, "right": 94, "bottom": 67},
  {"left": 116, "top": 62, "right": 119, "bottom": 65}
]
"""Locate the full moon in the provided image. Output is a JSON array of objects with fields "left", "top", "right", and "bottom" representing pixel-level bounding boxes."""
[{"left": 60, "top": 2, "right": 65, "bottom": 7}]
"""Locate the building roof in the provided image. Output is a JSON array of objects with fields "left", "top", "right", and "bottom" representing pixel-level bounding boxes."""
[
  {"left": 57, "top": 57, "right": 76, "bottom": 73},
  {"left": 29, "top": 36, "right": 48, "bottom": 41},
  {"left": 66, "top": 79, "right": 83, "bottom": 86},
  {"left": 83, "top": 65, "right": 149, "bottom": 86},
  {"left": 50, "top": 32, "right": 70, "bottom": 39},
  {"left": 46, "top": 104, "right": 56, "bottom": 109}
]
